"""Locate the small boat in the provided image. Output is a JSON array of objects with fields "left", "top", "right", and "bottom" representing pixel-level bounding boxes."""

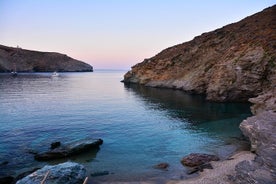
[
  {"left": 11, "top": 71, "right": 18, "bottom": 76},
  {"left": 11, "top": 63, "right": 17, "bottom": 76},
  {"left": 52, "top": 71, "right": 59, "bottom": 77}
]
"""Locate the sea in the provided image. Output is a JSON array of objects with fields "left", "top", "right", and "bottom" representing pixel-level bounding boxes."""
[{"left": 0, "top": 70, "right": 251, "bottom": 183}]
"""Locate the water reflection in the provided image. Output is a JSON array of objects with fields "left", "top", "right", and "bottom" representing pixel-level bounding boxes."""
[{"left": 124, "top": 83, "right": 252, "bottom": 136}]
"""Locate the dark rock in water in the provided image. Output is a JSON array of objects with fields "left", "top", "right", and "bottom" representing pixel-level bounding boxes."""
[
  {"left": 0, "top": 176, "right": 14, "bottom": 184},
  {"left": 91, "top": 171, "right": 109, "bottom": 177},
  {"left": 153, "top": 162, "right": 169, "bottom": 170},
  {"left": 187, "top": 163, "right": 214, "bottom": 175},
  {"left": 50, "top": 141, "right": 61, "bottom": 149},
  {"left": 35, "top": 138, "right": 103, "bottom": 161},
  {"left": 16, "top": 162, "right": 86, "bottom": 184},
  {"left": 26, "top": 149, "right": 38, "bottom": 155},
  {"left": 0, "top": 161, "right": 9, "bottom": 166},
  {"left": 181, "top": 153, "right": 220, "bottom": 167}
]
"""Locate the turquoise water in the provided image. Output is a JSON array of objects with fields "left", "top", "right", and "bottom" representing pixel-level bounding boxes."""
[{"left": 0, "top": 70, "right": 251, "bottom": 183}]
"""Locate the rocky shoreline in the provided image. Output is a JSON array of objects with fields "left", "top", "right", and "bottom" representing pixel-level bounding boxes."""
[{"left": 122, "top": 5, "right": 276, "bottom": 183}]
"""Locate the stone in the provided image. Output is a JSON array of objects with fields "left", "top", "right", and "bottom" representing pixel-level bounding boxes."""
[
  {"left": 16, "top": 162, "right": 86, "bottom": 184},
  {"left": 50, "top": 142, "right": 61, "bottom": 149},
  {"left": 35, "top": 138, "right": 103, "bottom": 161},
  {"left": 238, "top": 110, "right": 276, "bottom": 183},
  {"left": 186, "top": 163, "right": 213, "bottom": 175},
  {"left": 181, "top": 153, "right": 220, "bottom": 167},
  {"left": 153, "top": 162, "right": 169, "bottom": 170},
  {"left": 90, "top": 171, "right": 110, "bottom": 177}
]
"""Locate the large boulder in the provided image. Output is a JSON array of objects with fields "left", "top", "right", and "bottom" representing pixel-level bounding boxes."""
[
  {"left": 16, "top": 162, "right": 86, "bottom": 184},
  {"left": 35, "top": 139, "right": 103, "bottom": 161},
  {"left": 181, "top": 153, "right": 220, "bottom": 167},
  {"left": 238, "top": 111, "right": 276, "bottom": 183}
]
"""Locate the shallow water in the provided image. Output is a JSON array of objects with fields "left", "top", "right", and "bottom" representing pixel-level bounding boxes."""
[{"left": 0, "top": 70, "right": 251, "bottom": 182}]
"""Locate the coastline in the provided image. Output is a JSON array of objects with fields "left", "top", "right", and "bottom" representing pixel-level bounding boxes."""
[{"left": 167, "top": 151, "right": 255, "bottom": 184}]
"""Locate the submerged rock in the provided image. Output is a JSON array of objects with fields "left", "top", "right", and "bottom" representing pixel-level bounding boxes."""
[
  {"left": 90, "top": 171, "right": 110, "bottom": 177},
  {"left": 181, "top": 153, "right": 220, "bottom": 167},
  {"left": 50, "top": 142, "right": 61, "bottom": 150},
  {"left": 16, "top": 162, "right": 86, "bottom": 184},
  {"left": 153, "top": 162, "right": 170, "bottom": 170},
  {"left": 35, "top": 138, "right": 103, "bottom": 161}
]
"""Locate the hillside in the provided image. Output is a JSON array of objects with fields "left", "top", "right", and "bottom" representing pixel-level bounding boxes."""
[
  {"left": 0, "top": 45, "right": 93, "bottom": 72},
  {"left": 123, "top": 5, "right": 276, "bottom": 102}
]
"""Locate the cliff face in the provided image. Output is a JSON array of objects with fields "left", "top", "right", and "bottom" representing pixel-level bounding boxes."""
[
  {"left": 0, "top": 45, "right": 93, "bottom": 72},
  {"left": 123, "top": 5, "right": 276, "bottom": 102}
]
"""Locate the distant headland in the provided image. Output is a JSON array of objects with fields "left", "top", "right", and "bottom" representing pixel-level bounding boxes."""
[{"left": 0, "top": 45, "right": 93, "bottom": 72}]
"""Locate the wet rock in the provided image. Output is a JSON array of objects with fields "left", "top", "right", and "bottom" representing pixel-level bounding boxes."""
[
  {"left": 0, "top": 161, "right": 9, "bottom": 166},
  {"left": 153, "top": 162, "right": 169, "bottom": 170},
  {"left": 181, "top": 153, "right": 220, "bottom": 167},
  {"left": 50, "top": 142, "right": 61, "bottom": 149},
  {"left": 90, "top": 171, "right": 110, "bottom": 177},
  {"left": 35, "top": 138, "right": 103, "bottom": 161},
  {"left": 16, "top": 162, "right": 86, "bottom": 184}
]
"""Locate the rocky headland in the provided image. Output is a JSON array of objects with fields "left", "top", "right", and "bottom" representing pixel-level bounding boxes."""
[
  {"left": 0, "top": 45, "right": 93, "bottom": 72},
  {"left": 123, "top": 5, "right": 275, "bottom": 102},
  {"left": 124, "top": 5, "right": 276, "bottom": 183}
]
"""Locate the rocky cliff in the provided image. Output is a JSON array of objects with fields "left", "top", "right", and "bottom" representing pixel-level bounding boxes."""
[
  {"left": 123, "top": 5, "right": 276, "bottom": 102},
  {"left": 124, "top": 5, "right": 276, "bottom": 183},
  {"left": 0, "top": 45, "right": 93, "bottom": 72}
]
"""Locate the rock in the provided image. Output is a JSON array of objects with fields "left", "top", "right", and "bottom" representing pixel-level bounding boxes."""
[
  {"left": 153, "top": 162, "right": 169, "bottom": 170},
  {"left": 123, "top": 5, "right": 276, "bottom": 102},
  {"left": 232, "top": 160, "right": 274, "bottom": 184},
  {"left": 90, "top": 171, "right": 110, "bottom": 177},
  {"left": 0, "top": 161, "right": 9, "bottom": 166},
  {"left": 181, "top": 153, "right": 220, "bottom": 167},
  {"left": 249, "top": 90, "right": 276, "bottom": 115},
  {"left": 0, "top": 45, "right": 93, "bottom": 72},
  {"left": 35, "top": 138, "right": 103, "bottom": 161},
  {"left": 0, "top": 176, "right": 14, "bottom": 184},
  {"left": 238, "top": 110, "right": 276, "bottom": 183},
  {"left": 16, "top": 162, "right": 86, "bottom": 184},
  {"left": 50, "top": 142, "right": 61, "bottom": 149},
  {"left": 186, "top": 163, "right": 213, "bottom": 175}
]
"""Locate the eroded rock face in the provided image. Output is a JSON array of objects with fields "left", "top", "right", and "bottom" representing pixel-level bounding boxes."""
[
  {"left": 181, "top": 153, "right": 220, "bottom": 167},
  {"left": 16, "top": 162, "right": 86, "bottom": 184},
  {"left": 123, "top": 5, "right": 276, "bottom": 102},
  {"left": 238, "top": 110, "right": 276, "bottom": 182},
  {"left": 0, "top": 45, "right": 93, "bottom": 72}
]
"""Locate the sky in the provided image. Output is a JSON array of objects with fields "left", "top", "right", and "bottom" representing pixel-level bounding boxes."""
[{"left": 0, "top": 0, "right": 275, "bottom": 69}]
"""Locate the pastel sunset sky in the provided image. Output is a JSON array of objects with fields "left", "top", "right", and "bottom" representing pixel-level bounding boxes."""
[{"left": 0, "top": 0, "right": 275, "bottom": 69}]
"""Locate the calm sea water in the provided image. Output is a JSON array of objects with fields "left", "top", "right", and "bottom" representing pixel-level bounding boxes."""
[{"left": 0, "top": 70, "right": 251, "bottom": 183}]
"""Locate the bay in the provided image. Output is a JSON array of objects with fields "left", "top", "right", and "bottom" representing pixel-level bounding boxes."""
[{"left": 0, "top": 70, "right": 251, "bottom": 183}]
